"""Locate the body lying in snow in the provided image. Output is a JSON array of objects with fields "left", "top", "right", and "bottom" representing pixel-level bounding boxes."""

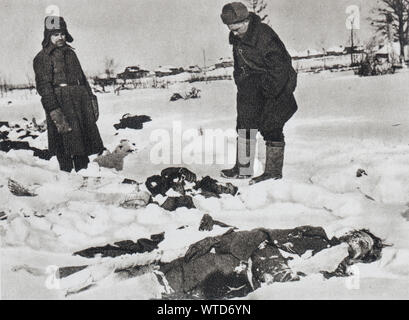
[
  {"left": 146, "top": 167, "right": 238, "bottom": 211},
  {"left": 47, "top": 224, "right": 387, "bottom": 299}
]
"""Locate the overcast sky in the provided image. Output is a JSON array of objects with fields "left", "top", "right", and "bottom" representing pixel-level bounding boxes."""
[{"left": 0, "top": 0, "right": 378, "bottom": 83}]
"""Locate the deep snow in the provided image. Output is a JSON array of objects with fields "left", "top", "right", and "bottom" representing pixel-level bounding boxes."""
[{"left": 1, "top": 69, "right": 409, "bottom": 299}]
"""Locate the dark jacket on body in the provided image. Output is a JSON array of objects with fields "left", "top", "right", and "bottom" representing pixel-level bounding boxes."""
[
  {"left": 33, "top": 44, "right": 103, "bottom": 156},
  {"left": 230, "top": 13, "right": 298, "bottom": 135}
]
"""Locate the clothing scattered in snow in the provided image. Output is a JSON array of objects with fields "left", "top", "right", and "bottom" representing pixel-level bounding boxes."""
[
  {"left": 74, "top": 232, "right": 165, "bottom": 258},
  {"left": 113, "top": 114, "right": 151, "bottom": 130}
]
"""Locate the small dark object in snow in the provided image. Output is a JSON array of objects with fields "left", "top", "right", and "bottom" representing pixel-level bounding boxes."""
[
  {"left": 0, "top": 131, "right": 9, "bottom": 140},
  {"left": 8, "top": 179, "right": 37, "bottom": 197},
  {"left": 0, "top": 121, "right": 10, "bottom": 128},
  {"left": 161, "top": 196, "right": 196, "bottom": 211},
  {"left": 58, "top": 266, "right": 88, "bottom": 278},
  {"left": 402, "top": 208, "right": 409, "bottom": 221},
  {"left": 0, "top": 140, "right": 52, "bottom": 160},
  {"left": 74, "top": 232, "right": 165, "bottom": 258},
  {"left": 195, "top": 176, "right": 238, "bottom": 198},
  {"left": 170, "top": 93, "right": 184, "bottom": 101},
  {"left": 146, "top": 168, "right": 238, "bottom": 212},
  {"left": 7, "top": 101, "right": 12, "bottom": 105},
  {"left": 185, "top": 87, "right": 201, "bottom": 99},
  {"left": 199, "top": 214, "right": 232, "bottom": 231},
  {"left": 1, "top": 140, "right": 31, "bottom": 152},
  {"left": 18, "top": 132, "right": 39, "bottom": 140},
  {"left": 145, "top": 175, "right": 171, "bottom": 197},
  {"left": 170, "top": 88, "right": 201, "bottom": 102},
  {"left": 122, "top": 178, "right": 138, "bottom": 185},
  {"left": 146, "top": 167, "right": 197, "bottom": 197},
  {"left": 32, "top": 148, "right": 53, "bottom": 160},
  {"left": 146, "top": 167, "right": 237, "bottom": 200},
  {"left": 34, "top": 212, "right": 45, "bottom": 218},
  {"left": 113, "top": 113, "right": 151, "bottom": 130},
  {"left": 0, "top": 211, "right": 7, "bottom": 221},
  {"left": 162, "top": 167, "right": 197, "bottom": 183},
  {"left": 356, "top": 169, "right": 368, "bottom": 177}
]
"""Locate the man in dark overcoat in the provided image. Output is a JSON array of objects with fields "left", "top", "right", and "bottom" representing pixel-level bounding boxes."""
[
  {"left": 33, "top": 16, "right": 104, "bottom": 172},
  {"left": 220, "top": 2, "right": 298, "bottom": 184}
]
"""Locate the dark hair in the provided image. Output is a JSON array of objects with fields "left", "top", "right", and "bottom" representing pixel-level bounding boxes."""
[{"left": 340, "top": 229, "right": 390, "bottom": 263}]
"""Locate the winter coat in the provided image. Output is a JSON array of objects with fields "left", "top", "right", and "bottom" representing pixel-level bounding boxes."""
[
  {"left": 33, "top": 44, "right": 104, "bottom": 156},
  {"left": 230, "top": 13, "right": 298, "bottom": 133},
  {"left": 160, "top": 226, "right": 337, "bottom": 299}
]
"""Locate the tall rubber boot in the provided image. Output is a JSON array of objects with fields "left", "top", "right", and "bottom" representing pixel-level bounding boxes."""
[
  {"left": 250, "top": 141, "right": 284, "bottom": 185},
  {"left": 221, "top": 137, "right": 256, "bottom": 179}
]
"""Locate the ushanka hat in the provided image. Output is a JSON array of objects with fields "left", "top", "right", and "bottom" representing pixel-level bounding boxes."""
[
  {"left": 42, "top": 16, "right": 74, "bottom": 48},
  {"left": 221, "top": 2, "right": 249, "bottom": 25}
]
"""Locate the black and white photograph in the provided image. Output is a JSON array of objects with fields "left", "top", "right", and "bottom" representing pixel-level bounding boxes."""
[{"left": 0, "top": 0, "right": 409, "bottom": 302}]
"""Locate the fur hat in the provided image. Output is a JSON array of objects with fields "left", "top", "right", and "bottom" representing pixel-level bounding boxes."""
[
  {"left": 42, "top": 16, "right": 74, "bottom": 48},
  {"left": 221, "top": 2, "right": 249, "bottom": 25}
]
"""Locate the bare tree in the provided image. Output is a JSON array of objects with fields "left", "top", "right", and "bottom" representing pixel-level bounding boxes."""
[
  {"left": 0, "top": 75, "right": 3, "bottom": 98},
  {"left": 0, "top": 74, "right": 9, "bottom": 98},
  {"left": 247, "top": 0, "right": 269, "bottom": 23},
  {"left": 104, "top": 57, "right": 117, "bottom": 79},
  {"left": 25, "top": 73, "right": 35, "bottom": 94},
  {"left": 370, "top": 0, "right": 409, "bottom": 60}
]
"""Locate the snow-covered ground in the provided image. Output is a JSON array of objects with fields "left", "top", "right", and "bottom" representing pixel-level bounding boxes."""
[{"left": 1, "top": 70, "right": 409, "bottom": 299}]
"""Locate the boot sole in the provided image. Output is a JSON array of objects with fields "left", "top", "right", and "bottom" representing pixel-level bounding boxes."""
[
  {"left": 220, "top": 172, "right": 252, "bottom": 179},
  {"left": 249, "top": 175, "right": 282, "bottom": 185}
]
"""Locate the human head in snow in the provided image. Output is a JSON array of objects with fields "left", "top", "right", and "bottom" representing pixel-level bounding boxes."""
[{"left": 340, "top": 229, "right": 388, "bottom": 263}]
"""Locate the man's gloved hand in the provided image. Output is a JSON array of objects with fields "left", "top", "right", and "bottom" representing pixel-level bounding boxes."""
[
  {"left": 91, "top": 95, "right": 99, "bottom": 121},
  {"left": 49, "top": 109, "right": 72, "bottom": 134}
]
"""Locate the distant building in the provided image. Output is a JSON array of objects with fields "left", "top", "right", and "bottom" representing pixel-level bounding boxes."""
[
  {"left": 117, "top": 66, "right": 150, "bottom": 80},
  {"left": 155, "top": 66, "right": 184, "bottom": 77},
  {"left": 93, "top": 73, "right": 116, "bottom": 87},
  {"left": 344, "top": 45, "right": 365, "bottom": 55},
  {"left": 326, "top": 46, "right": 345, "bottom": 56},
  {"left": 291, "top": 45, "right": 366, "bottom": 72},
  {"left": 186, "top": 65, "right": 202, "bottom": 73}
]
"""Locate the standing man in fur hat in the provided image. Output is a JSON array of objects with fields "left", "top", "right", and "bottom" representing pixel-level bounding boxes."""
[
  {"left": 220, "top": 2, "right": 298, "bottom": 184},
  {"left": 33, "top": 16, "right": 104, "bottom": 172}
]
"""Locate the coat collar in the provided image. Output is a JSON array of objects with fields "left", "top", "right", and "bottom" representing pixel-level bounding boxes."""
[
  {"left": 43, "top": 43, "right": 74, "bottom": 56},
  {"left": 229, "top": 13, "right": 261, "bottom": 47}
]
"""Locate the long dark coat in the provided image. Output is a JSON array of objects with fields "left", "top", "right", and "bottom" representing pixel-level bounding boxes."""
[
  {"left": 33, "top": 44, "right": 103, "bottom": 156},
  {"left": 230, "top": 13, "right": 298, "bottom": 136}
]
